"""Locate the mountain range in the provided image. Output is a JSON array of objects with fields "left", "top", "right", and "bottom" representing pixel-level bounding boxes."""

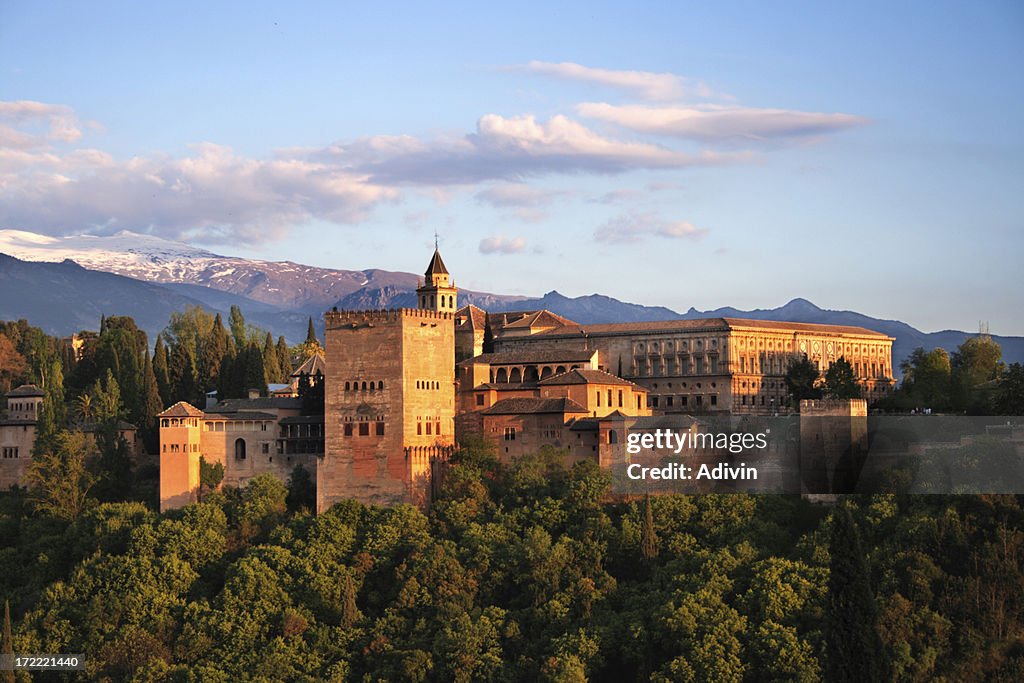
[{"left": 1, "top": 229, "right": 1021, "bottom": 371}]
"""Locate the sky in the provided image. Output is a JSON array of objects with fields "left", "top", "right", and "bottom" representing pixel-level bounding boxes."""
[{"left": 1, "top": 1, "right": 1022, "bottom": 334}]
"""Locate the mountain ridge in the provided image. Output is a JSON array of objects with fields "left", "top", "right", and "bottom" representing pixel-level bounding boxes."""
[{"left": 2, "top": 229, "right": 1021, "bottom": 369}]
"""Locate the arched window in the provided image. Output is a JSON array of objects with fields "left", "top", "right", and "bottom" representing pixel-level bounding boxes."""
[
  {"left": 496, "top": 368, "right": 508, "bottom": 383},
  {"left": 555, "top": 366, "right": 566, "bottom": 374},
  {"left": 362, "top": 381, "right": 367, "bottom": 391},
  {"left": 509, "top": 368, "right": 522, "bottom": 383},
  {"left": 540, "top": 367, "right": 553, "bottom": 379},
  {"left": 378, "top": 381, "right": 384, "bottom": 390},
  {"left": 345, "top": 381, "right": 350, "bottom": 391},
  {"left": 235, "top": 438, "right": 246, "bottom": 460},
  {"left": 524, "top": 366, "right": 539, "bottom": 382}
]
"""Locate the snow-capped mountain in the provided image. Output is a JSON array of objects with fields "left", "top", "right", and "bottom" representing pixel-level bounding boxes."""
[{"left": 0, "top": 229, "right": 416, "bottom": 310}]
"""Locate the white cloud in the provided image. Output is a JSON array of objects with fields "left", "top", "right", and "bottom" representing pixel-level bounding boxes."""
[
  {"left": 577, "top": 102, "right": 869, "bottom": 142},
  {"left": 0, "top": 100, "right": 83, "bottom": 143},
  {"left": 475, "top": 183, "right": 562, "bottom": 208},
  {"left": 332, "top": 113, "right": 741, "bottom": 185},
  {"left": 590, "top": 189, "right": 644, "bottom": 204},
  {"left": 516, "top": 61, "right": 716, "bottom": 101},
  {"left": 594, "top": 212, "right": 708, "bottom": 244},
  {"left": 479, "top": 235, "right": 528, "bottom": 254}
]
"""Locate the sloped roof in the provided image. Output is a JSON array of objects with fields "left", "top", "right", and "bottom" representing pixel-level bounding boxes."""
[
  {"left": 527, "top": 317, "right": 890, "bottom": 339},
  {"left": 481, "top": 397, "right": 589, "bottom": 415},
  {"left": 455, "top": 304, "right": 487, "bottom": 330},
  {"left": 488, "top": 309, "right": 577, "bottom": 330},
  {"left": 204, "top": 411, "right": 278, "bottom": 421},
  {"left": 158, "top": 401, "right": 204, "bottom": 418},
  {"left": 216, "top": 396, "right": 303, "bottom": 411},
  {"left": 425, "top": 248, "right": 449, "bottom": 277},
  {"left": 538, "top": 368, "right": 643, "bottom": 388},
  {"left": 292, "top": 351, "right": 325, "bottom": 378},
  {"left": 6, "top": 384, "right": 44, "bottom": 398},
  {"left": 458, "top": 349, "right": 597, "bottom": 366}
]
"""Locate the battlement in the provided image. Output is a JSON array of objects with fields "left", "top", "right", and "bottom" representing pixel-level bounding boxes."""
[
  {"left": 325, "top": 308, "right": 454, "bottom": 329},
  {"left": 799, "top": 398, "right": 868, "bottom": 416}
]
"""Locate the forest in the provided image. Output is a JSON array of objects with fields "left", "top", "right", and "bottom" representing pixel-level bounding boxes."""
[{"left": 0, "top": 310, "right": 1022, "bottom": 681}]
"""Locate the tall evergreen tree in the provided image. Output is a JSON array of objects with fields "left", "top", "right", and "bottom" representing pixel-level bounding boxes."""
[
  {"left": 229, "top": 305, "right": 247, "bottom": 352},
  {"left": 641, "top": 494, "right": 659, "bottom": 560},
  {"left": 244, "top": 341, "right": 266, "bottom": 396},
  {"left": 200, "top": 313, "right": 229, "bottom": 393},
  {"left": 276, "top": 335, "right": 292, "bottom": 378},
  {"left": 482, "top": 315, "right": 495, "bottom": 354},
  {"left": 263, "top": 332, "right": 282, "bottom": 384},
  {"left": 340, "top": 571, "right": 361, "bottom": 628},
  {"left": 306, "top": 317, "right": 317, "bottom": 345},
  {"left": 2, "top": 600, "right": 12, "bottom": 683},
  {"left": 35, "top": 359, "right": 66, "bottom": 453},
  {"left": 141, "top": 348, "right": 163, "bottom": 451},
  {"left": 168, "top": 340, "right": 197, "bottom": 405},
  {"left": 826, "top": 506, "right": 886, "bottom": 683},
  {"left": 153, "top": 336, "right": 171, "bottom": 405}
]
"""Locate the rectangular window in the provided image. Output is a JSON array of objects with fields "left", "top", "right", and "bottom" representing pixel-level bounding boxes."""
[
  {"left": 426, "top": 422, "right": 432, "bottom": 435},
  {"left": 696, "top": 395, "right": 703, "bottom": 406},
  {"left": 504, "top": 427, "right": 516, "bottom": 441},
  {"left": 262, "top": 443, "right": 269, "bottom": 454},
  {"left": 376, "top": 422, "right": 385, "bottom": 436},
  {"left": 618, "top": 391, "right": 623, "bottom": 407},
  {"left": 417, "top": 422, "right": 422, "bottom": 435},
  {"left": 435, "top": 422, "right": 441, "bottom": 435},
  {"left": 681, "top": 396, "right": 688, "bottom": 406},
  {"left": 344, "top": 423, "right": 353, "bottom": 437},
  {"left": 652, "top": 396, "right": 660, "bottom": 408},
  {"left": 711, "top": 395, "right": 718, "bottom": 406},
  {"left": 666, "top": 396, "right": 674, "bottom": 407},
  {"left": 476, "top": 395, "right": 484, "bottom": 406},
  {"left": 359, "top": 422, "right": 369, "bottom": 436}
]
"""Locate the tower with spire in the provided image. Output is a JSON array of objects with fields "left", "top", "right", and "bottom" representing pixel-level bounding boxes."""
[{"left": 417, "top": 236, "right": 458, "bottom": 313}]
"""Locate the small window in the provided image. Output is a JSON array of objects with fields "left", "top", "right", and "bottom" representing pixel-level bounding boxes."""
[
  {"left": 262, "top": 443, "right": 270, "bottom": 454},
  {"left": 711, "top": 395, "right": 717, "bottom": 406},
  {"left": 359, "top": 422, "right": 369, "bottom": 436},
  {"left": 504, "top": 427, "right": 516, "bottom": 441},
  {"left": 426, "top": 422, "right": 432, "bottom": 435},
  {"left": 344, "top": 423, "right": 353, "bottom": 437},
  {"left": 376, "top": 422, "right": 385, "bottom": 436},
  {"left": 476, "top": 395, "right": 484, "bottom": 406}
]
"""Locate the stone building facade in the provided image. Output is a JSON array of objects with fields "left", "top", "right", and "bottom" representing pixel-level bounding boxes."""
[
  {"left": 491, "top": 318, "right": 895, "bottom": 415},
  {"left": 316, "top": 249, "right": 456, "bottom": 511},
  {"left": 158, "top": 245, "right": 897, "bottom": 512},
  {"left": 0, "top": 385, "right": 43, "bottom": 489}
]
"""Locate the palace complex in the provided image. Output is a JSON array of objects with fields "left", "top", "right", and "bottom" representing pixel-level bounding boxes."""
[{"left": 147, "top": 247, "right": 893, "bottom": 511}]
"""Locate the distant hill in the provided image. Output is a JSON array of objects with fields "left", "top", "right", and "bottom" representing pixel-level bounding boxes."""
[
  {"left": 2, "top": 228, "right": 1022, "bottom": 370},
  {"left": 0, "top": 254, "right": 313, "bottom": 343}
]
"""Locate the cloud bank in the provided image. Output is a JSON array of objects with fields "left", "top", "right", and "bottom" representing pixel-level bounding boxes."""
[{"left": 595, "top": 212, "right": 708, "bottom": 244}]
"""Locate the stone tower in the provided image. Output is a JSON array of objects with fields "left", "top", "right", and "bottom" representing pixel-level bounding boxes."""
[
  {"left": 157, "top": 401, "right": 204, "bottom": 511},
  {"left": 319, "top": 247, "right": 457, "bottom": 511},
  {"left": 416, "top": 243, "right": 458, "bottom": 313}
]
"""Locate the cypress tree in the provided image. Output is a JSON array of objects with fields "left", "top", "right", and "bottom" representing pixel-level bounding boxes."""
[
  {"left": 263, "top": 332, "right": 282, "bottom": 384},
  {"left": 200, "top": 313, "right": 229, "bottom": 393},
  {"left": 229, "top": 305, "right": 247, "bottom": 352},
  {"left": 244, "top": 341, "right": 266, "bottom": 396},
  {"left": 168, "top": 341, "right": 197, "bottom": 405},
  {"left": 141, "top": 349, "right": 163, "bottom": 450},
  {"left": 482, "top": 315, "right": 495, "bottom": 354},
  {"left": 641, "top": 494, "right": 659, "bottom": 560},
  {"left": 340, "top": 572, "right": 360, "bottom": 628},
  {"left": 826, "top": 506, "right": 886, "bottom": 683},
  {"left": 276, "top": 335, "right": 291, "bottom": 378},
  {"left": 2, "top": 600, "right": 13, "bottom": 683},
  {"left": 153, "top": 336, "right": 171, "bottom": 405},
  {"left": 305, "top": 317, "right": 318, "bottom": 345}
]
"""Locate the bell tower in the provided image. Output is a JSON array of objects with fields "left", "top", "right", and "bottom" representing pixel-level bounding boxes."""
[{"left": 416, "top": 236, "right": 458, "bottom": 313}]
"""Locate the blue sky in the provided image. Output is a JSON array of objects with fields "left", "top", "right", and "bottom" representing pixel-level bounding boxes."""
[{"left": 1, "top": 1, "right": 1022, "bottom": 334}]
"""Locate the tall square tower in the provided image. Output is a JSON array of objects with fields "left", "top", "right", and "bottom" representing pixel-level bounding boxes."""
[{"left": 319, "top": 248, "right": 457, "bottom": 511}]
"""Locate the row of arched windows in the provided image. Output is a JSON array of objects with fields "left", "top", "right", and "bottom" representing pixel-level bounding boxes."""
[
  {"left": 344, "top": 380, "right": 384, "bottom": 392},
  {"left": 416, "top": 380, "right": 441, "bottom": 390}
]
